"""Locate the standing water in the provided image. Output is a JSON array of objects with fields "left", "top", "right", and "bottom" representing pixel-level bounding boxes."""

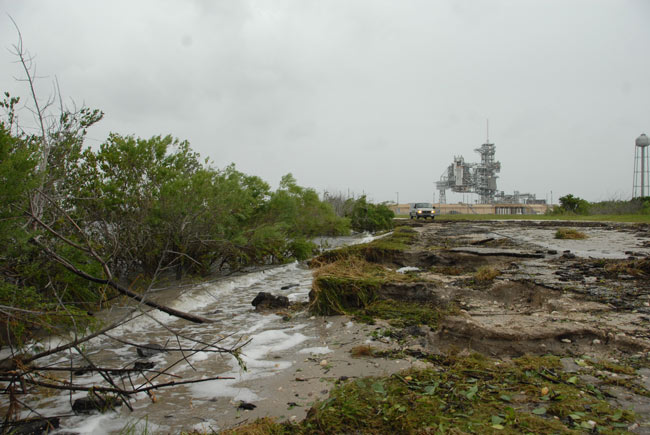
[{"left": 1, "top": 233, "right": 375, "bottom": 433}]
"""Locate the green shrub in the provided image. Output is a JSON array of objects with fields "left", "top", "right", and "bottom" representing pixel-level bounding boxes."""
[
  {"left": 345, "top": 196, "right": 394, "bottom": 232},
  {"left": 555, "top": 194, "right": 590, "bottom": 215}
]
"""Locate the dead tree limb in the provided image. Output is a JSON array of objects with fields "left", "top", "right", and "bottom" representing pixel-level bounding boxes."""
[{"left": 30, "top": 237, "right": 212, "bottom": 324}]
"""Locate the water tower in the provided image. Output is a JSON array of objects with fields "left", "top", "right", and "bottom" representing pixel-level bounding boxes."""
[{"left": 634, "top": 133, "right": 650, "bottom": 198}]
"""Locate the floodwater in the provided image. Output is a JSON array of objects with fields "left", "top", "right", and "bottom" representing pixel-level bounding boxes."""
[
  {"left": 1, "top": 234, "right": 375, "bottom": 434},
  {"left": 4, "top": 223, "right": 649, "bottom": 433},
  {"left": 492, "top": 223, "right": 650, "bottom": 259}
]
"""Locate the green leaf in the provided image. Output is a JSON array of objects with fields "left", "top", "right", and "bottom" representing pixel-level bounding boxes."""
[
  {"left": 499, "top": 394, "right": 511, "bottom": 402},
  {"left": 372, "top": 381, "right": 386, "bottom": 395},
  {"left": 532, "top": 407, "right": 547, "bottom": 415},
  {"left": 491, "top": 415, "right": 505, "bottom": 425},
  {"left": 424, "top": 385, "right": 437, "bottom": 395},
  {"left": 610, "top": 410, "right": 623, "bottom": 421},
  {"left": 465, "top": 385, "right": 478, "bottom": 400},
  {"left": 491, "top": 424, "right": 504, "bottom": 430},
  {"left": 567, "top": 376, "right": 578, "bottom": 384}
]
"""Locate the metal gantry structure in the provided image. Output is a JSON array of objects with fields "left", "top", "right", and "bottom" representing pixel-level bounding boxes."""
[
  {"left": 634, "top": 133, "right": 650, "bottom": 198},
  {"left": 436, "top": 140, "right": 501, "bottom": 204}
]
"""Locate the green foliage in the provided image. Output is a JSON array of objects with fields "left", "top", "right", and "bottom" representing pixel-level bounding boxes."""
[
  {"left": 556, "top": 194, "right": 590, "bottom": 215},
  {"left": 345, "top": 196, "right": 394, "bottom": 232},
  {"left": 0, "top": 89, "right": 351, "bottom": 346},
  {"left": 0, "top": 116, "right": 37, "bottom": 240},
  {"left": 588, "top": 196, "right": 650, "bottom": 215},
  {"left": 355, "top": 299, "right": 451, "bottom": 329},
  {"left": 228, "top": 354, "right": 635, "bottom": 434}
]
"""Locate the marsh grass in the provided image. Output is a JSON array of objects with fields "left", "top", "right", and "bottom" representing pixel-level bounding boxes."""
[
  {"left": 310, "top": 226, "right": 417, "bottom": 266},
  {"left": 309, "top": 256, "right": 412, "bottom": 315},
  {"left": 555, "top": 228, "right": 588, "bottom": 240},
  {"left": 226, "top": 353, "right": 635, "bottom": 434},
  {"left": 603, "top": 257, "right": 650, "bottom": 277},
  {"left": 474, "top": 266, "right": 501, "bottom": 283}
]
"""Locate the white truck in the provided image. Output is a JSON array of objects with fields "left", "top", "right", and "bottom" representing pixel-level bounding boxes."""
[{"left": 409, "top": 203, "right": 436, "bottom": 220}]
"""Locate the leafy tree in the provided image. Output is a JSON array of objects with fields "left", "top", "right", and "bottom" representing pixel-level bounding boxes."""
[
  {"left": 556, "top": 194, "right": 590, "bottom": 215},
  {"left": 345, "top": 196, "right": 395, "bottom": 232}
]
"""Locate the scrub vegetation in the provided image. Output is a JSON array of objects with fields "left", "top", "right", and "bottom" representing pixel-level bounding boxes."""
[
  {"left": 0, "top": 90, "right": 354, "bottom": 345},
  {"left": 223, "top": 353, "right": 635, "bottom": 434},
  {"left": 323, "top": 193, "right": 395, "bottom": 232}
]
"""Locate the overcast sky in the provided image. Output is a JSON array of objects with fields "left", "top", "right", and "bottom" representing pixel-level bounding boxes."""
[{"left": 1, "top": 0, "right": 649, "bottom": 204}]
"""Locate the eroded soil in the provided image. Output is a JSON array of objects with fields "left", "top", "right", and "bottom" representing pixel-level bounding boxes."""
[
  {"left": 371, "top": 220, "right": 650, "bottom": 433},
  {"left": 228, "top": 220, "right": 650, "bottom": 434}
]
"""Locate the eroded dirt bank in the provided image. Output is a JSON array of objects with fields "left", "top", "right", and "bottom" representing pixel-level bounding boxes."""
[{"left": 226, "top": 219, "right": 650, "bottom": 434}]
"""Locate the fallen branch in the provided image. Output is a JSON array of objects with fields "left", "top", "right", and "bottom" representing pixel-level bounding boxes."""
[{"left": 30, "top": 237, "right": 212, "bottom": 324}]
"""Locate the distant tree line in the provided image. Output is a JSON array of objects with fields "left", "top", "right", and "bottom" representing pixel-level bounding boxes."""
[
  {"left": 551, "top": 194, "right": 650, "bottom": 216},
  {"left": 323, "top": 192, "right": 395, "bottom": 232}
]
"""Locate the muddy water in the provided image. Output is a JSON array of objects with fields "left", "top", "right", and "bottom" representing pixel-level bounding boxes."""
[
  {"left": 4, "top": 235, "right": 374, "bottom": 434},
  {"left": 491, "top": 223, "right": 650, "bottom": 259}
]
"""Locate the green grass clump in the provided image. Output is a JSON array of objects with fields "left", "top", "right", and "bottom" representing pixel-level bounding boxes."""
[
  {"left": 555, "top": 228, "right": 588, "bottom": 240},
  {"left": 311, "top": 226, "right": 417, "bottom": 266},
  {"left": 309, "top": 256, "right": 412, "bottom": 315},
  {"left": 226, "top": 353, "right": 635, "bottom": 434},
  {"left": 353, "top": 299, "right": 451, "bottom": 329},
  {"left": 474, "top": 266, "right": 501, "bottom": 284}
]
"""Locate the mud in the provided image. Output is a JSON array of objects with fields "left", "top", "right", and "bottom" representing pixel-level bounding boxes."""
[
  {"left": 394, "top": 220, "right": 650, "bottom": 355},
  {"left": 212, "top": 219, "right": 650, "bottom": 433},
  {"left": 266, "top": 219, "right": 650, "bottom": 434},
  {"left": 372, "top": 220, "right": 650, "bottom": 433}
]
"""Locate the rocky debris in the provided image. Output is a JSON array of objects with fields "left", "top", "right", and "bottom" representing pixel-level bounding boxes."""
[
  {"left": 5, "top": 417, "right": 59, "bottom": 435},
  {"left": 379, "top": 282, "right": 451, "bottom": 304},
  {"left": 251, "top": 292, "right": 290, "bottom": 310},
  {"left": 72, "top": 394, "right": 122, "bottom": 414},
  {"left": 73, "top": 365, "right": 93, "bottom": 376},
  {"left": 448, "top": 247, "right": 545, "bottom": 258},
  {"left": 238, "top": 401, "right": 257, "bottom": 410},
  {"left": 136, "top": 343, "right": 166, "bottom": 358},
  {"left": 281, "top": 283, "right": 300, "bottom": 290},
  {"left": 134, "top": 361, "right": 155, "bottom": 370}
]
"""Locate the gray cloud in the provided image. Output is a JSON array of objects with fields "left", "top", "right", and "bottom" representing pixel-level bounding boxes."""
[{"left": 2, "top": 0, "right": 649, "bottom": 203}]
